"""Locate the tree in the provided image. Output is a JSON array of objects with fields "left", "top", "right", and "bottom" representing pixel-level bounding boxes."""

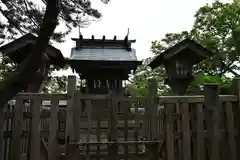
[
  {"left": 43, "top": 75, "right": 68, "bottom": 93},
  {"left": 0, "top": 0, "right": 106, "bottom": 43},
  {"left": 0, "top": 0, "right": 110, "bottom": 107},
  {"left": 127, "top": 0, "right": 240, "bottom": 97},
  {"left": 126, "top": 58, "right": 171, "bottom": 97},
  {"left": 192, "top": 0, "right": 240, "bottom": 76},
  {"left": 0, "top": 0, "right": 110, "bottom": 156}
]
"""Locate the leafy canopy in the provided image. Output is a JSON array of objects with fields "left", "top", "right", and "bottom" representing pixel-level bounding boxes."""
[{"left": 127, "top": 0, "right": 240, "bottom": 96}]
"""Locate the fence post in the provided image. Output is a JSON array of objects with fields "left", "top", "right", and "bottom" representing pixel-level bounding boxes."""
[
  {"left": 10, "top": 97, "right": 24, "bottom": 160},
  {"left": 108, "top": 91, "right": 118, "bottom": 160},
  {"left": 148, "top": 78, "right": 158, "bottom": 139},
  {"left": 65, "top": 76, "right": 78, "bottom": 160},
  {"left": 233, "top": 77, "right": 240, "bottom": 159},
  {"left": 30, "top": 99, "right": 41, "bottom": 160},
  {"left": 204, "top": 83, "right": 220, "bottom": 160},
  {"left": 0, "top": 104, "right": 5, "bottom": 160},
  {"left": 147, "top": 78, "right": 159, "bottom": 160}
]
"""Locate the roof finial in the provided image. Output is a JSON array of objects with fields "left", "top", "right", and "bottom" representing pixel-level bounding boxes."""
[{"left": 127, "top": 28, "right": 130, "bottom": 37}]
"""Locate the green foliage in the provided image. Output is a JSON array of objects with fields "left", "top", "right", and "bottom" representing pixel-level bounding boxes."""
[
  {"left": 127, "top": 0, "right": 240, "bottom": 97},
  {"left": 192, "top": 1, "right": 240, "bottom": 75},
  {"left": 126, "top": 58, "right": 171, "bottom": 97},
  {"left": 43, "top": 76, "right": 67, "bottom": 93},
  {"left": 0, "top": 55, "right": 18, "bottom": 82}
]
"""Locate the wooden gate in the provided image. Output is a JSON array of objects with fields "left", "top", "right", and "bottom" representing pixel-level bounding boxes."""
[
  {"left": 1, "top": 76, "right": 240, "bottom": 160},
  {"left": 66, "top": 76, "right": 240, "bottom": 160}
]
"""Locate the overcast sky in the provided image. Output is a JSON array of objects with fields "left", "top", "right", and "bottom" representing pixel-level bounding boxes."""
[{"left": 53, "top": 0, "right": 232, "bottom": 61}]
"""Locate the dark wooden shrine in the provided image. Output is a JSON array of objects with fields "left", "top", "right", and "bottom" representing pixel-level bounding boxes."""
[
  {"left": 0, "top": 33, "right": 65, "bottom": 92},
  {"left": 66, "top": 35, "right": 142, "bottom": 115},
  {"left": 149, "top": 38, "right": 213, "bottom": 94}
]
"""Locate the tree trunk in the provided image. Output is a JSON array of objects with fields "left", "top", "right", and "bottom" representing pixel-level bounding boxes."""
[
  {"left": 0, "top": 1, "right": 60, "bottom": 158},
  {"left": 26, "top": 54, "right": 50, "bottom": 93},
  {"left": 0, "top": 0, "right": 61, "bottom": 107}
]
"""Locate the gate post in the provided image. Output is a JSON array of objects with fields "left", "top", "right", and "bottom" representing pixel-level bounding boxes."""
[
  {"left": 66, "top": 76, "right": 77, "bottom": 142},
  {"left": 108, "top": 91, "right": 118, "bottom": 160},
  {"left": 233, "top": 77, "right": 240, "bottom": 160},
  {"left": 0, "top": 104, "right": 5, "bottom": 160},
  {"left": 148, "top": 78, "right": 158, "bottom": 140},
  {"left": 204, "top": 83, "right": 220, "bottom": 160},
  {"left": 147, "top": 78, "right": 159, "bottom": 160},
  {"left": 65, "top": 76, "right": 79, "bottom": 160}
]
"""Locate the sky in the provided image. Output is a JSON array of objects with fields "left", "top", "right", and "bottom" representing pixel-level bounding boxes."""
[{"left": 53, "top": 0, "right": 233, "bottom": 62}]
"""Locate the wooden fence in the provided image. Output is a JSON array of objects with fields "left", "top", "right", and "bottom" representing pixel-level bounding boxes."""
[{"left": 1, "top": 76, "right": 240, "bottom": 160}]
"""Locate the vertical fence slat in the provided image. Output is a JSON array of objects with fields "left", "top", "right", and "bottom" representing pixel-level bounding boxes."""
[
  {"left": 0, "top": 104, "right": 7, "bottom": 160},
  {"left": 26, "top": 104, "right": 31, "bottom": 160},
  {"left": 165, "top": 103, "right": 175, "bottom": 160},
  {"left": 204, "top": 84, "right": 220, "bottom": 160},
  {"left": 148, "top": 79, "right": 158, "bottom": 140},
  {"left": 48, "top": 99, "right": 59, "bottom": 160},
  {"left": 108, "top": 91, "right": 118, "bottom": 160},
  {"left": 11, "top": 98, "right": 24, "bottom": 160},
  {"left": 96, "top": 118, "right": 100, "bottom": 160},
  {"left": 211, "top": 104, "right": 220, "bottom": 160},
  {"left": 66, "top": 76, "right": 76, "bottom": 143},
  {"left": 30, "top": 99, "right": 41, "bottom": 160},
  {"left": 143, "top": 100, "right": 150, "bottom": 140},
  {"left": 124, "top": 101, "right": 129, "bottom": 160},
  {"left": 73, "top": 91, "right": 81, "bottom": 143},
  {"left": 225, "top": 102, "right": 237, "bottom": 160},
  {"left": 5, "top": 104, "right": 13, "bottom": 160},
  {"left": 86, "top": 99, "right": 92, "bottom": 160},
  {"left": 148, "top": 78, "right": 159, "bottom": 160},
  {"left": 190, "top": 104, "right": 197, "bottom": 160},
  {"left": 66, "top": 76, "right": 78, "bottom": 160},
  {"left": 235, "top": 78, "right": 240, "bottom": 160},
  {"left": 181, "top": 103, "right": 191, "bottom": 160},
  {"left": 175, "top": 102, "right": 182, "bottom": 157},
  {"left": 134, "top": 104, "right": 140, "bottom": 155},
  {"left": 196, "top": 103, "right": 205, "bottom": 160}
]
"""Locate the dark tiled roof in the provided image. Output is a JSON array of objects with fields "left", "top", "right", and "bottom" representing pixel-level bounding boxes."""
[
  {"left": 0, "top": 33, "right": 64, "bottom": 66},
  {"left": 70, "top": 48, "right": 138, "bottom": 61},
  {"left": 70, "top": 35, "right": 139, "bottom": 62},
  {"left": 149, "top": 38, "right": 214, "bottom": 69}
]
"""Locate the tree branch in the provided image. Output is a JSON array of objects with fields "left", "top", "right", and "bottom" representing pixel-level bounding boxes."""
[
  {"left": 0, "top": 0, "right": 61, "bottom": 107},
  {"left": 23, "top": 0, "right": 40, "bottom": 27}
]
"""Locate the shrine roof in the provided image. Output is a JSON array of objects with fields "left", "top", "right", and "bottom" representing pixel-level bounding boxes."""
[
  {"left": 0, "top": 33, "right": 64, "bottom": 66},
  {"left": 69, "top": 35, "right": 139, "bottom": 62},
  {"left": 70, "top": 47, "right": 138, "bottom": 61},
  {"left": 149, "top": 38, "right": 214, "bottom": 69}
]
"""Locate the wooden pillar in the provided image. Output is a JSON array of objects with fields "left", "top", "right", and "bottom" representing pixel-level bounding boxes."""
[
  {"left": 108, "top": 91, "right": 118, "bottom": 160},
  {"left": 204, "top": 84, "right": 220, "bottom": 160},
  {"left": 26, "top": 54, "right": 50, "bottom": 93},
  {"left": 148, "top": 78, "right": 158, "bottom": 140},
  {"left": 66, "top": 76, "right": 77, "bottom": 142},
  {"left": 0, "top": 104, "right": 6, "bottom": 160},
  {"left": 147, "top": 78, "right": 159, "bottom": 160},
  {"left": 65, "top": 76, "right": 79, "bottom": 160},
  {"left": 10, "top": 98, "right": 24, "bottom": 160},
  {"left": 233, "top": 77, "right": 240, "bottom": 160}
]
